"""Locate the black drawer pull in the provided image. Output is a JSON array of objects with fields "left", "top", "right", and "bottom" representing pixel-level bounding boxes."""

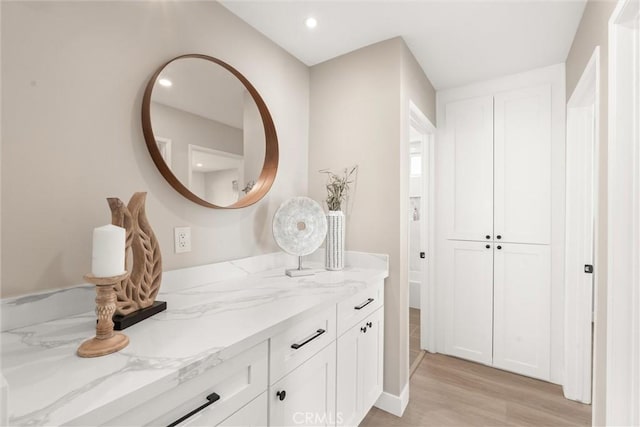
[
  {"left": 366, "top": 321, "right": 372, "bottom": 328},
  {"left": 277, "top": 390, "right": 287, "bottom": 401},
  {"left": 354, "top": 298, "right": 374, "bottom": 310},
  {"left": 167, "top": 392, "right": 220, "bottom": 427},
  {"left": 361, "top": 326, "right": 367, "bottom": 333},
  {"left": 291, "top": 329, "right": 326, "bottom": 349}
]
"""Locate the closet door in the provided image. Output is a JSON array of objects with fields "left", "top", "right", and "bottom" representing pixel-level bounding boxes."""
[
  {"left": 444, "top": 96, "right": 494, "bottom": 241},
  {"left": 494, "top": 85, "right": 552, "bottom": 244},
  {"left": 493, "top": 243, "right": 551, "bottom": 380},
  {"left": 444, "top": 240, "right": 494, "bottom": 365}
]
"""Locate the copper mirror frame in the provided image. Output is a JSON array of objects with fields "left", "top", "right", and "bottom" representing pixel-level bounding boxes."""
[{"left": 141, "top": 54, "right": 279, "bottom": 209}]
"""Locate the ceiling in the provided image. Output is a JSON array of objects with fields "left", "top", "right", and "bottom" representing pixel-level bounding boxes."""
[
  {"left": 152, "top": 56, "right": 245, "bottom": 128},
  {"left": 220, "top": 0, "right": 587, "bottom": 90}
]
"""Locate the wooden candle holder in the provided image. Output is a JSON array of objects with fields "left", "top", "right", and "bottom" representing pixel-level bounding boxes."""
[{"left": 77, "top": 272, "right": 130, "bottom": 358}]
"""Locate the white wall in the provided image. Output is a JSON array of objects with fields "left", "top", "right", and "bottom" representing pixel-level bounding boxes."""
[
  {"left": 309, "top": 37, "right": 435, "bottom": 402},
  {"left": 1, "top": 1, "right": 309, "bottom": 297},
  {"left": 150, "top": 101, "right": 243, "bottom": 184}
]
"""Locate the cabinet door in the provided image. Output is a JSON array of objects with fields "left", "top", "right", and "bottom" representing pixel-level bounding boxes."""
[
  {"left": 336, "top": 308, "right": 384, "bottom": 427},
  {"left": 443, "top": 240, "right": 494, "bottom": 365},
  {"left": 269, "top": 342, "right": 336, "bottom": 427},
  {"left": 443, "top": 96, "right": 494, "bottom": 241},
  {"left": 494, "top": 85, "right": 552, "bottom": 244},
  {"left": 493, "top": 243, "right": 551, "bottom": 380},
  {"left": 217, "top": 392, "right": 267, "bottom": 427}
]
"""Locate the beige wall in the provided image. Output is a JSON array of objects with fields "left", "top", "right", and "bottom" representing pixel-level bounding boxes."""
[
  {"left": 565, "top": 1, "right": 616, "bottom": 424},
  {"left": 309, "top": 37, "right": 435, "bottom": 399},
  {"left": 1, "top": 1, "right": 309, "bottom": 297}
]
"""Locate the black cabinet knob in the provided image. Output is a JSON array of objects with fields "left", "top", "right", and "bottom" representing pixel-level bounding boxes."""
[
  {"left": 366, "top": 322, "right": 372, "bottom": 328},
  {"left": 497, "top": 235, "right": 502, "bottom": 240},
  {"left": 485, "top": 244, "right": 491, "bottom": 249},
  {"left": 497, "top": 245, "right": 502, "bottom": 250},
  {"left": 276, "top": 390, "right": 286, "bottom": 401},
  {"left": 485, "top": 235, "right": 491, "bottom": 239},
  {"left": 361, "top": 326, "right": 368, "bottom": 333}
]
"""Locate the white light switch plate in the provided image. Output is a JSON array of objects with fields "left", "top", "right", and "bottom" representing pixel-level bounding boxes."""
[{"left": 174, "top": 227, "right": 191, "bottom": 253}]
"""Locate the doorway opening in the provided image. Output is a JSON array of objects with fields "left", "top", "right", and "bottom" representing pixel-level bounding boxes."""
[
  {"left": 407, "top": 102, "right": 435, "bottom": 375},
  {"left": 564, "top": 46, "right": 600, "bottom": 405}
]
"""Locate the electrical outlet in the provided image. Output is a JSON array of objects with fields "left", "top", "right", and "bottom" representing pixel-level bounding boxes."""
[{"left": 174, "top": 227, "right": 191, "bottom": 253}]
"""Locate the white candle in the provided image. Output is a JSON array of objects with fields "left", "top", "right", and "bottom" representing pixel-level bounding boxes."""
[{"left": 91, "top": 224, "right": 126, "bottom": 278}]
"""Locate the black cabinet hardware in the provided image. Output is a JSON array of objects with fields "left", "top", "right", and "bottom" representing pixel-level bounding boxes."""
[
  {"left": 485, "top": 235, "right": 491, "bottom": 240},
  {"left": 497, "top": 245, "right": 502, "bottom": 250},
  {"left": 485, "top": 244, "right": 491, "bottom": 249},
  {"left": 420, "top": 252, "right": 426, "bottom": 259},
  {"left": 354, "top": 298, "right": 374, "bottom": 310},
  {"left": 584, "top": 264, "right": 594, "bottom": 274},
  {"left": 167, "top": 392, "right": 220, "bottom": 427},
  {"left": 366, "top": 322, "right": 372, "bottom": 328},
  {"left": 497, "top": 235, "right": 502, "bottom": 240},
  {"left": 291, "top": 329, "right": 325, "bottom": 349},
  {"left": 277, "top": 390, "right": 287, "bottom": 401},
  {"left": 361, "top": 326, "right": 367, "bottom": 333}
]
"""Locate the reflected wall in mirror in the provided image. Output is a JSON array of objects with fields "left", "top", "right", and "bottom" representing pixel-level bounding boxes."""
[{"left": 142, "top": 54, "right": 278, "bottom": 208}]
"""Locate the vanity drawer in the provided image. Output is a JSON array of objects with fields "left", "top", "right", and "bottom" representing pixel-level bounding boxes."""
[
  {"left": 102, "top": 341, "right": 268, "bottom": 427},
  {"left": 270, "top": 305, "right": 336, "bottom": 384},
  {"left": 337, "top": 280, "right": 384, "bottom": 336}
]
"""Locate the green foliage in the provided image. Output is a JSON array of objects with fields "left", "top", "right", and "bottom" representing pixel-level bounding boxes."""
[{"left": 320, "top": 165, "right": 358, "bottom": 211}]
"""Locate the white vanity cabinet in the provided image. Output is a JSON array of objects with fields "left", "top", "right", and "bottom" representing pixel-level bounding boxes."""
[
  {"left": 97, "top": 341, "right": 269, "bottom": 427},
  {"left": 1, "top": 252, "right": 389, "bottom": 427},
  {"left": 336, "top": 307, "right": 384, "bottom": 427},
  {"left": 269, "top": 342, "right": 337, "bottom": 427},
  {"left": 336, "top": 281, "right": 385, "bottom": 426},
  {"left": 217, "top": 392, "right": 268, "bottom": 427}
]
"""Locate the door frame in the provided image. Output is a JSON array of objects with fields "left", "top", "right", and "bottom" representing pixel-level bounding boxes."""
[
  {"left": 563, "top": 46, "right": 600, "bottom": 404},
  {"left": 607, "top": 0, "right": 640, "bottom": 424},
  {"left": 408, "top": 102, "right": 437, "bottom": 353}
]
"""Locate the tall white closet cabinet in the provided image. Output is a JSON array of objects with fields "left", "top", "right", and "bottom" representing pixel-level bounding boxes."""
[{"left": 436, "top": 64, "right": 565, "bottom": 384}]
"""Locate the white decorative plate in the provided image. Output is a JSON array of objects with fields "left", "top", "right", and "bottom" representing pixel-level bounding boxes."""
[{"left": 272, "top": 196, "right": 327, "bottom": 256}]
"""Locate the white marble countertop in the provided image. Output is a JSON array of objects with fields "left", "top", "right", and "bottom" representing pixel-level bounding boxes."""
[{"left": 0, "top": 252, "right": 388, "bottom": 426}]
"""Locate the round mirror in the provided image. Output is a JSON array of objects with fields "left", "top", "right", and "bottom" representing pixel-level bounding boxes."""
[{"left": 142, "top": 54, "right": 278, "bottom": 208}]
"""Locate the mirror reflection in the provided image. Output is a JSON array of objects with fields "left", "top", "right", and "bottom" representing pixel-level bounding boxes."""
[{"left": 149, "top": 57, "right": 266, "bottom": 207}]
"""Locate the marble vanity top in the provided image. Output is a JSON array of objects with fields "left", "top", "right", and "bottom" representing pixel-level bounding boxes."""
[{"left": 0, "top": 251, "right": 388, "bottom": 426}]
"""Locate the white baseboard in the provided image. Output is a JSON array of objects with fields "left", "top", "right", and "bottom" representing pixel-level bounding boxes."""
[{"left": 374, "top": 382, "right": 410, "bottom": 417}]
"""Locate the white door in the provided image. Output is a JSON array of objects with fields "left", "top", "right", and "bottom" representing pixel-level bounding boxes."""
[
  {"left": 444, "top": 240, "right": 494, "bottom": 365},
  {"left": 361, "top": 309, "right": 384, "bottom": 412},
  {"left": 493, "top": 243, "right": 551, "bottom": 380},
  {"left": 336, "top": 309, "right": 384, "bottom": 427},
  {"left": 494, "top": 85, "right": 552, "bottom": 245},
  {"left": 444, "top": 96, "right": 494, "bottom": 241},
  {"left": 270, "top": 342, "right": 337, "bottom": 427}
]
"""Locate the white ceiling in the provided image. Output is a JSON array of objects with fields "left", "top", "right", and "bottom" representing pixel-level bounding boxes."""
[
  {"left": 220, "top": 0, "right": 587, "bottom": 90},
  {"left": 152, "top": 57, "right": 245, "bottom": 128}
]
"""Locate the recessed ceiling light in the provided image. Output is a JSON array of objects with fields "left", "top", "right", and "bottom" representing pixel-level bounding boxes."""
[
  {"left": 158, "top": 78, "right": 172, "bottom": 87},
  {"left": 196, "top": 163, "right": 203, "bottom": 167},
  {"left": 305, "top": 17, "right": 317, "bottom": 29}
]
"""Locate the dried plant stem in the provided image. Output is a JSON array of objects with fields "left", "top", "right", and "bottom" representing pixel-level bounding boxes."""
[{"left": 320, "top": 165, "right": 358, "bottom": 211}]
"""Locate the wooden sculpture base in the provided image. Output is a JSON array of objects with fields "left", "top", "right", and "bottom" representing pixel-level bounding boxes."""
[
  {"left": 77, "top": 272, "right": 130, "bottom": 358},
  {"left": 77, "top": 333, "right": 129, "bottom": 358}
]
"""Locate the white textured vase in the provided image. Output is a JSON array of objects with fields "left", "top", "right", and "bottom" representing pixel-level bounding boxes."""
[{"left": 325, "top": 211, "right": 345, "bottom": 271}]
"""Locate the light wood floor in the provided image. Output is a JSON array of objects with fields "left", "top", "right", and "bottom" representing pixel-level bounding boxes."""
[
  {"left": 409, "top": 308, "right": 423, "bottom": 370},
  {"left": 361, "top": 352, "right": 591, "bottom": 426}
]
